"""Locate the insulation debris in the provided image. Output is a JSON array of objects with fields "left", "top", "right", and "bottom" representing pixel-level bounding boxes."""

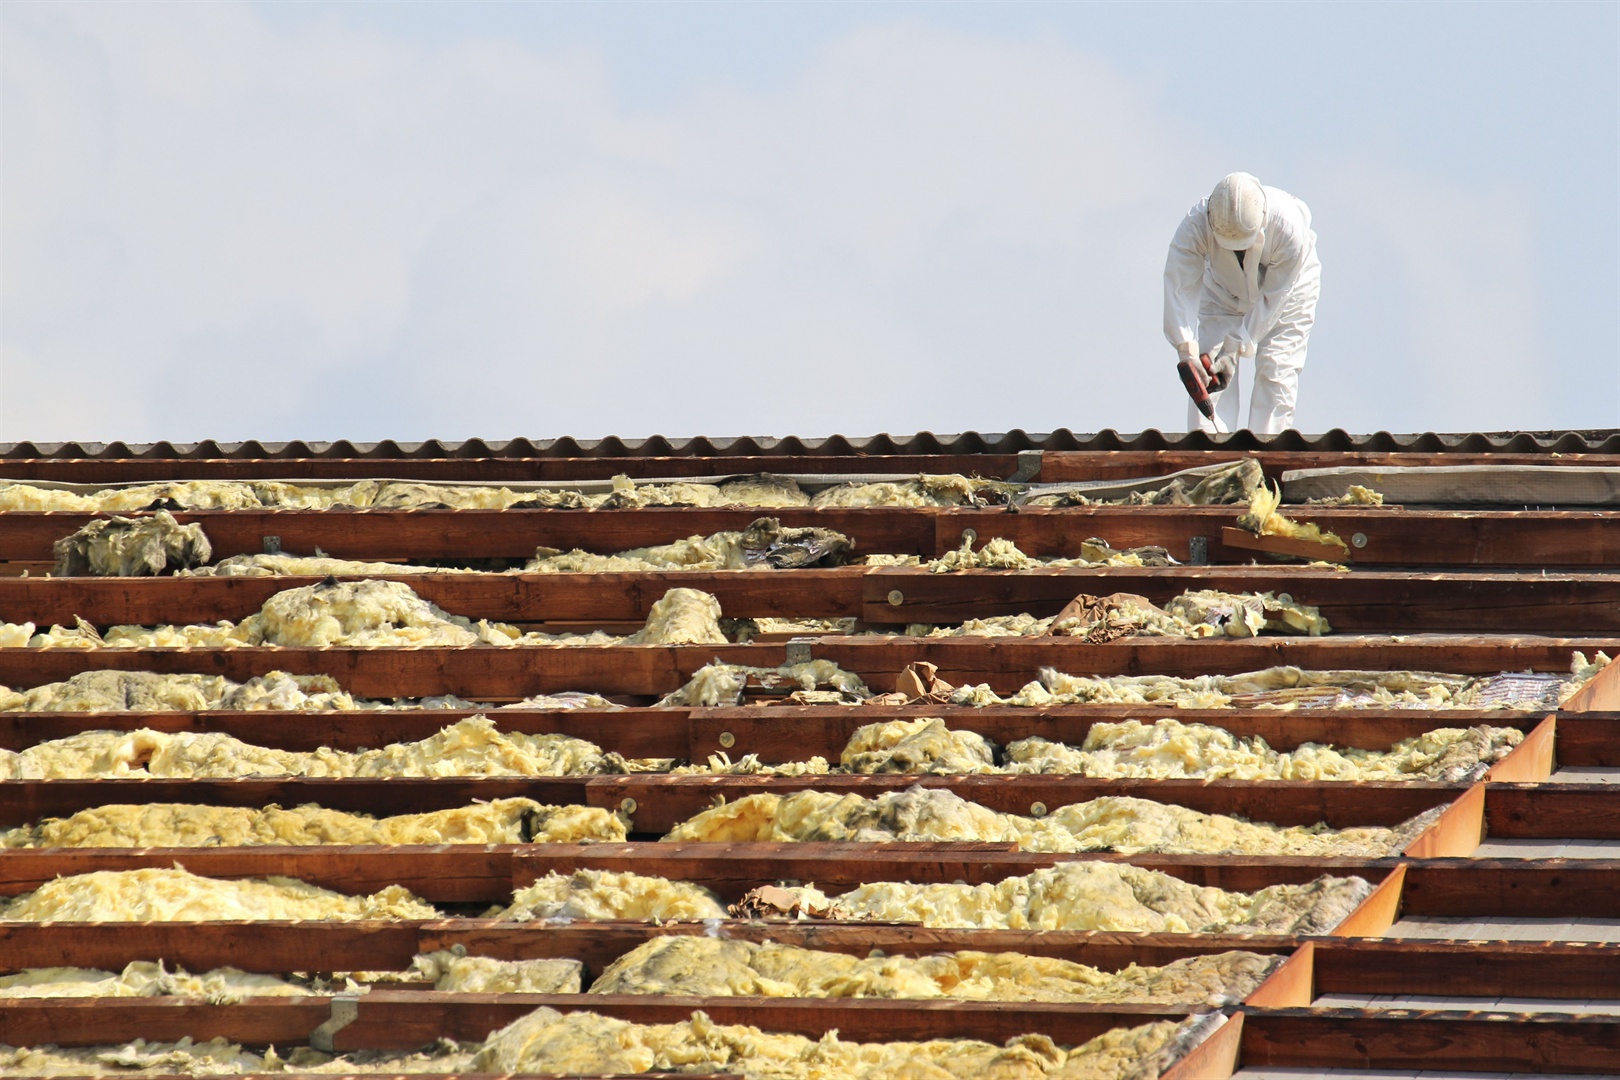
[
  {"left": 1307, "top": 484, "right": 1385, "bottom": 506},
  {"left": 0, "top": 867, "right": 438, "bottom": 922},
  {"left": 473, "top": 1006, "right": 1193, "bottom": 1079},
  {"left": 622, "top": 587, "right": 727, "bottom": 645},
  {"left": 0, "top": 1036, "right": 480, "bottom": 1075},
  {"left": 496, "top": 869, "right": 728, "bottom": 922},
  {"left": 0, "top": 716, "right": 618, "bottom": 780},
  {"left": 662, "top": 787, "right": 1418, "bottom": 857},
  {"left": 591, "top": 935, "right": 1280, "bottom": 1005},
  {"left": 1236, "top": 482, "right": 1350, "bottom": 555},
  {"left": 2, "top": 798, "right": 626, "bottom": 848},
  {"left": 52, "top": 512, "right": 211, "bottom": 577},
  {"left": 1005, "top": 718, "right": 1523, "bottom": 782},
  {"left": 657, "top": 660, "right": 870, "bottom": 706},
  {"left": 527, "top": 517, "right": 852, "bottom": 573}
]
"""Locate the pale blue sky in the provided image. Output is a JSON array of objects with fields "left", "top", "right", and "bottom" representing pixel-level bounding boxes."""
[{"left": 3, "top": 1, "right": 1615, "bottom": 441}]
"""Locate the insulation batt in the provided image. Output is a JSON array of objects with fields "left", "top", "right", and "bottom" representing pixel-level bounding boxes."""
[
  {"left": 527, "top": 517, "right": 852, "bottom": 573},
  {"left": 474, "top": 1006, "right": 1189, "bottom": 1079},
  {"left": 497, "top": 869, "right": 728, "bottom": 922},
  {"left": 662, "top": 787, "right": 1414, "bottom": 857},
  {"left": 0, "top": 670, "right": 367, "bottom": 713},
  {"left": 0, "top": 473, "right": 823, "bottom": 512},
  {"left": 0, "top": 961, "right": 305, "bottom": 1001},
  {"left": 947, "top": 660, "right": 1607, "bottom": 711},
  {"left": 1005, "top": 718, "right": 1523, "bottom": 782},
  {"left": 841, "top": 718, "right": 998, "bottom": 774},
  {"left": 925, "top": 537, "right": 1175, "bottom": 573},
  {"left": 1, "top": 798, "right": 626, "bottom": 849},
  {"left": 0, "top": 716, "right": 616, "bottom": 780},
  {"left": 591, "top": 936, "right": 1280, "bottom": 1006},
  {"left": 787, "top": 863, "right": 1371, "bottom": 935},
  {"left": 0, "top": 1037, "right": 481, "bottom": 1076},
  {"left": 809, "top": 474, "right": 1014, "bottom": 508},
  {"left": 5, "top": 580, "right": 728, "bottom": 650},
  {"left": 52, "top": 512, "right": 211, "bottom": 577},
  {"left": 409, "top": 951, "right": 583, "bottom": 994},
  {"left": 0, "top": 867, "right": 438, "bottom": 922},
  {"left": 494, "top": 863, "right": 1366, "bottom": 935},
  {"left": 185, "top": 553, "right": 438, "bottom": 577},
  {"left": 1023, "top": 459, "right": 1263, "bottom": 508},
  {"left": 658, "top": 660, "right": 870, "bottom": 706}
]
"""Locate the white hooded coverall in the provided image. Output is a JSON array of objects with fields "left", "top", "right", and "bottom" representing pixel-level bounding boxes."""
[{"left": 1163, "top": 186, "right": 1320, "bottom": 435}]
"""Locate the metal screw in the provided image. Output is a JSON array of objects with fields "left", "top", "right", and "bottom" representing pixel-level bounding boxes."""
[
  {"left": 961, "top": 529, "right": 977, "bottom": 545},
  {"left": 718, "top": 732, "right": 735, "bottom": 749},
  {"left": 1277, "top": 593, "right": 1293, "bottom": 603},
  {"left": 619, "top": 798, "right": 637, "bottom": 815},
  {"left": 887, "top": 590, "right": 905, "bottom": 607},
  {"left": 1029, "top": 801, "right": 1047, "bottom": 817},
  {"left": 1351, "top": 532, "right": 1368, "bottom": 549}
]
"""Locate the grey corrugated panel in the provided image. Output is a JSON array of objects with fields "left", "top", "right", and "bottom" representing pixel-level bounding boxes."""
[
  {"left": 1283, "top": 465, "right": 1620, "bottom": 506},
  {"left": 4, "top": 429, "right": 1619, "bottom": 460}
]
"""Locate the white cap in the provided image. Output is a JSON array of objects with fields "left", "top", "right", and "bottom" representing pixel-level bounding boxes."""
[{"left": 1208, "top": 173, "right": 1265, "bottom": 250}]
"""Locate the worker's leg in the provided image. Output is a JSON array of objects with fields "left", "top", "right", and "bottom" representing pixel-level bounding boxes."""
[
  {"left": 1248, "top": 256, "right": 1320, "bottom": 435},
  {"left": 1190, "top": 311, "right": 1243, "bottom": 434}
]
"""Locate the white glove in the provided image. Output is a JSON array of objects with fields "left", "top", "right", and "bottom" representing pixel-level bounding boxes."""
[{"left": 1176, "top": 340, "right": 1198, "bottom": 364}]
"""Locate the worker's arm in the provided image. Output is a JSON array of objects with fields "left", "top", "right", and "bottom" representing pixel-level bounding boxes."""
[
  {"left": 1235, "top": 199, "right": 1312, "bottom": 349},
  {"left": 1163, "top": 205, "right": 1208, "bottom": 360}
]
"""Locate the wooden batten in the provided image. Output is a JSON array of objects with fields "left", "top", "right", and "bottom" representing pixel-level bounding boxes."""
[
  {"left": 1241, "top": 942, "right": 1314, "bottom": 1008},
  {"left": 1237, "top": 1012, "right": 1620, "bottom": 1074},
  {"left": 1400, "top": 784, "right": 1485, "bottom": 858},
  {"left": 687, "top": 705, "right": 1543, "bottom": 763},
  {"left": 1309, "top": 940, "right": 1620, "bottom": 1001},
  {"left": 862, "top": 567, "right": 1620, "bottom": 633},
  {"left": 0, "top": 994, "right": 1198, "bottom": 1051},
  {"left": 1329, "top": 864, "right": 1405, "bottom": 937},
  {"left": 1400, "top": 861, "right": 1620, "bottom": 918},
  {"left": 1562, "top": 656, "right": 1620, "bottom": 712},
  {"left": 1485, "top": 714, "right": 1556, "bottom": 781},
  {"left": 1485, "top": 784, "right": 1620, "bottom": 840},
  {"left": 1, "top": 637, "right": 1607, "bottom": 699},
  {"left": 0, "top": 707, "right": 688, "bottom": 756},
  {"left": 1547, "top": 713, "right": 1620, "bottom": 767},
  {"left": 0, "top": 920, "right": 1298, "bottom": 978},
  {"left": 1219, "top": 526, "right": 1349, "bottom": 564},
  {"left": 588, "top": 775, "right": 1455, "bottom": 833}
]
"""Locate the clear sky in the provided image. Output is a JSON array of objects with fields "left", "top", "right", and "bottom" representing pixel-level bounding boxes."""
[{"left": 3, "top": 0, "right": 1615, "bottom": 443}]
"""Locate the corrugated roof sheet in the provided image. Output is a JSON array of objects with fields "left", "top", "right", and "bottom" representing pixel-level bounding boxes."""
[{"left": 2, "top": 429, "right": 1617, "bottom": 459}]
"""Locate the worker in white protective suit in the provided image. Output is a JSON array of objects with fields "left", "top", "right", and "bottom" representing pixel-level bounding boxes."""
[{"left": 1163, "top": 172, "right": 1320, "bottom": 435}]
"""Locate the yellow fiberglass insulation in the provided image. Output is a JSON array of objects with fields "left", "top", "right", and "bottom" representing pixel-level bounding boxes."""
[
  {"left": 924, "top": 537, "right": 1177, "bottom": 573},
  {"left": 1004, "top": 718, "right": 1523, "bottom": 782},
  {"left": 497, "top": 869, "right": 728, "bottom": 922},
  {"left": 809, "top": 474, "right": 1011, "bottom": 509},
  {"left": 0, "top": 670, "right": 366, "bottom": 714},
  {"left": 409, "top": 952, "right": 583, "bottom": 994},
  {"left": 622, "top": 587, "right": 727, "bottom": 645},
  {"left": 1236, "top": 483, "right": 1349, "bottom": 554},
  {"left": 657, "top": 660, "right": 870, "bottom": 706},
  {"left": 662, "top": 787, "right": 1413, "bottom": 858},
  {"left": 0, "top": 867, "right": 438, "bottom": 922},
  {"left": 841, "top": 718, "right": 998, "bottom": 774},
  {"left": 2, "top": 798, "right": 626, "bottom": 849},
  {"left": 52, "top": 512, "right": 212, "bottom": 577},
  {"left": 0, "top": 961, "right": 306, "bottom": 1001},
  {"left": 0, "top": 716, "right": 615, "bottom": 781},
  {"left": 767, "top": 862, "right": 1371, "bottom": 935},
  {"left": 526, "top": 517, "right": 850, "bottom": 573},
  {"left": 0, "top": 1037, "right": 480, "bottom": 1076},
  {"left": 473, "top": 1006, "right": 1189, "bottom": 1080},
  {"left": 184, "top": 553, "right": 439, "bottom": 577},
  {"left": 590, "top": 935, "right": 1280, "bottom": 1006}
]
